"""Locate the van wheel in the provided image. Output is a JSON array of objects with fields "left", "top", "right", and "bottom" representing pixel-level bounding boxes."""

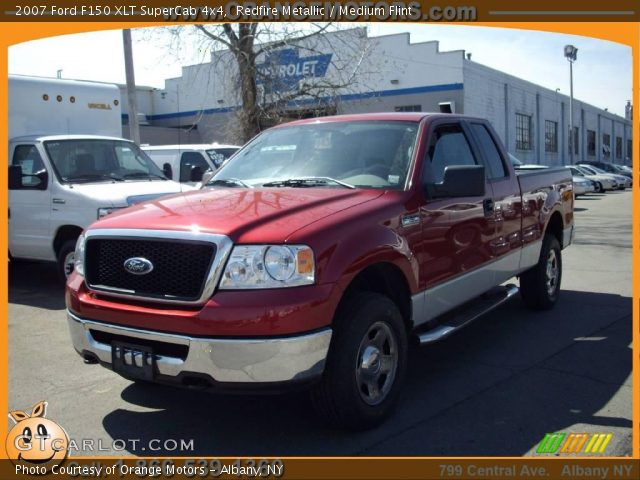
[
  {"left": 520, "top": 235, "right": 562, "bottom": 310},
  {"left": 57, "top": 239, "right": 77, "bottom": 280},
  {"left": 311, "top": 292, "right": 407, "bottom": 430}
]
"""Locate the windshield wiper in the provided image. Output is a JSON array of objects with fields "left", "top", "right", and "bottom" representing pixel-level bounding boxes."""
[
  {"left": 65, "top": 173, "right": 123, "bottom": 182},
  {"left": 207, "top": 178, "right": 253, "bottom": 188},
  {"left": 262, "top": 177, "right": 355, "bottom": 189},
  {"left": 122, "top": 172, "right": 167, "bottom": 180}
]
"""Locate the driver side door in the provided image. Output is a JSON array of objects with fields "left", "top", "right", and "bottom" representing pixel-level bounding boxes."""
[{"left": 9, "top": 143, "right": 53, "bottom": 260}]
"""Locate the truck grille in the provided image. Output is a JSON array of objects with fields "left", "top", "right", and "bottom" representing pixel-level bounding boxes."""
[{"left": 85, "top": 238, "right": 216, "bottom": 302}]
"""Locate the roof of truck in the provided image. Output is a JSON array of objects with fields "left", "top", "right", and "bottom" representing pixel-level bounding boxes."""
[
  {"left": 141, "top": 144, "right": 240, "bottom": 151},
  {"left": 273, "top": 112, "right": 458, "bottom": 127},
  {"left": 10, "top": 134, "right": 131, "bottom": 142}
]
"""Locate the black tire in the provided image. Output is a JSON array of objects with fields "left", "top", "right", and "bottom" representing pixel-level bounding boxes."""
[
  {"left": 595, "top": 182, "right": 603, "bottom": 193},
  {"left": 311, "top": 292, "right": 408, "bottom": 431},
  {"left": 520, "top": 235, "right": 562, "bottom": 310},
  {"left": 57, "top": 239, "right": 77, "bottom": 281}
]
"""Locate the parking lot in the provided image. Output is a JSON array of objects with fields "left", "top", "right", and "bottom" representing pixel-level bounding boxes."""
[{"left": 8, "top": 190, "right": 632, "bottom": 457}]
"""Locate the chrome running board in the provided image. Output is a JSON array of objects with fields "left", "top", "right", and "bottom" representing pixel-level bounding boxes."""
[{"left": 417, "top": 284, "right": 519, "bottom": 345}]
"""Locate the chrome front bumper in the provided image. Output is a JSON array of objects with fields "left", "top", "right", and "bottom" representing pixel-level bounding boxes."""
[{"left": 67, "top": 311, "right": 332, "bottom": 384}]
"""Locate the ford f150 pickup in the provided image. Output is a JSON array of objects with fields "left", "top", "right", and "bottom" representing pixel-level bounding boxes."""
[{"left": 66, "top": 113, "right": 574, "bottom": 429}]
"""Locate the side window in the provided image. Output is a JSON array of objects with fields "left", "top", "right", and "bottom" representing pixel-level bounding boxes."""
[
  {"left": 470, "top": 124, "right": 508, "bottom": 179},
  {"left": 424, "top": 125, "right": 477, "bottom": 184},
  {"left": 180, "top": 152, "right": 210, "bottom": 182},
  {"left": 12, "top": 145, "right": 47, "bottom": 189}
]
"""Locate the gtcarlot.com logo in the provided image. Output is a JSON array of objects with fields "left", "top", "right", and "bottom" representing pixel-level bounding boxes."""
[{"left": 536, "top": 432, "right": 613, "bottom": 455}]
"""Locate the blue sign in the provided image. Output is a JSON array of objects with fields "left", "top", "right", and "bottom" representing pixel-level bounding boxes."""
[{"left": 256, "top": 48, "right": 332, "bottom": 93}]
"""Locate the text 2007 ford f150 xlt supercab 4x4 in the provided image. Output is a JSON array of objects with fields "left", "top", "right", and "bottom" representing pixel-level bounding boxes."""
[{"left": 66, "top": 113, "right": 574, "bottom": 429}]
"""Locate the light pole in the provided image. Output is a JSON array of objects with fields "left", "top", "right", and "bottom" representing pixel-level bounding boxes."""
[{"left": 564, "top": 45, "right": 578, "bottom": 164}]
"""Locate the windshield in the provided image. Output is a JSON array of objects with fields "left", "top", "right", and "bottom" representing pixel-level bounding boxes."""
[
  {"left": 209, "top": 121, "right": 419, "bottom": 189},
  {"left": 585, "top": 165, "right": 606, "bottom": 174},
  {"left": 44, "top": 139, "right": 167, "bottom": 184},
  {"left": 576, "top": 166, "right": 596, "bottom": 176},
  {"left": 206, "top": 148, "right": 239, "bottom": 168}
]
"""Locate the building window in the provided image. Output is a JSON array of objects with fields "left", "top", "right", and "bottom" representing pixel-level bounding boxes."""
[
  {"left": 515, "top": 113, "right": 532, "bottom": 150},
  {"left": 587, "top": 130, "right": 596, "bottom": 156},
  {"left": 616, "top": 137, "right": 622, "bottom": 159},
  {"left": 394, "top": 105, "right": 421, "bottom": 112},
  {"left": 602, "top": 133, "right": 611, "bottom": 158},
  {"left": 568, "top": 126, "right": 578, "bottom": 155},
  {"left": 544, "top": 120, "right": 557, "bottom": 153},
  {"left": 627, "top": 140, "right": 633, "bottom": 161}
]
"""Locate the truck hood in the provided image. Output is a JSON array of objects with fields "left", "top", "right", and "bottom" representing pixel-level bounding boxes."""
[
  {"left": 63, "top": 180, "right": 192, "bottom": 206},
  {"left": 93, "top": 187, "right": 385, "bottom": 242}
]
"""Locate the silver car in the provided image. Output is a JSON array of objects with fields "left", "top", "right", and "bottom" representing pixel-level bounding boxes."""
[
  {"left": 572, "top": 175, "right": 596, "bottom": 197},
  {"left": 569, "top": 166, "right": 616, "bottom": 192},
  {"left": 578, "top": 164, "right": 629, "bottom": 190}
]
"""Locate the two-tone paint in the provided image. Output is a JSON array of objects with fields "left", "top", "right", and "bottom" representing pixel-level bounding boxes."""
[{"left": 66, "top": 113, "right": 574, "bottom": 384}]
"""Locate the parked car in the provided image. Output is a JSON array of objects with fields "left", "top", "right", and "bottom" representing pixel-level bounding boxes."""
[
  {"left": 568, "top": 166, "right": 616, "bottom": 192},
  {"left": 581, "top": 161, "right": 632, "bottom": 182},
  {"left": 142, "top": 144, "right": 240, "bottom": 186},
  {"left": 572, "top": 175, "right": 596, "bottom": 197},
  {"left": 67, "top": 113, "right": 574, "bottom": 430},
  {"left": 578, "top": 164, "right": 630, "bottom": 190}
]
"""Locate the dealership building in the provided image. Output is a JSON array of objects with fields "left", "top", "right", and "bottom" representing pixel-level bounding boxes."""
[{"left": 123, "top": 28, "right": 633, "bottom": 165}]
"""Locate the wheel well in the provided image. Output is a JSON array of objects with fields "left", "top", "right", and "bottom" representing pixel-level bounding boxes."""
[
  {"left": 53, "top": 226, "right": 83, "bottom": 255},
  {"left": 545, "top": 212, "right": 563, "bottom": 247},
  {"left": 341, "top": 263, "right": 412, "bottom": 332}
]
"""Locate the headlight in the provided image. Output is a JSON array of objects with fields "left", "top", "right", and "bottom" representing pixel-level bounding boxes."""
[
  {"left": 97, "top": 207, "right": 122, "bottom": 219},
  {"left": 74, "top": 233, "right": 86, "bottom": 276},
  {"left": 219, "top": 245, "right": 314, "bottom": 289}
]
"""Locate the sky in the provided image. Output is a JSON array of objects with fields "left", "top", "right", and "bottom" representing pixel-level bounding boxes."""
[{"left": 8, "top": 23, "right": 633, "bottom": 117}]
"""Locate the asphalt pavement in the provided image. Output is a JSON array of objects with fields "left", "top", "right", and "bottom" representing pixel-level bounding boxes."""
[{"left": 8, "top": 190, "right": 633, "bottom": 456}]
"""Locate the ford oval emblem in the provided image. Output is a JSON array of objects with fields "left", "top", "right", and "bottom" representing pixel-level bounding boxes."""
[{"left": 123, "top": 257, "right": 154, "bottom": 275}]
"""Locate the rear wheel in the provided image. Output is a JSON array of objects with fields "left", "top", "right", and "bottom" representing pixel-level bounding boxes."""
[
  {"left": 520, "top": 235, "right": 562, "bottom": 310},
  {"left": 311, "top": 292, "right": 407, "bottom": 430}
]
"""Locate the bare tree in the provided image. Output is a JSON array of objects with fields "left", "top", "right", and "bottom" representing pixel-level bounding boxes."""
[{"left": 143, "top": 24, "right": 377, "bottom": 143}]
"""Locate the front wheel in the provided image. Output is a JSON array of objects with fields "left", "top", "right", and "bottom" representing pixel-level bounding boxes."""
[
  {"left": 311, "top": 292, "right": 407, "bottom": 430},
  {"left": 57, "top": 239, "right": 77, "bottom": 281},
  {"left": 519, "top": 235, "right": 562, "bottom": 310}
]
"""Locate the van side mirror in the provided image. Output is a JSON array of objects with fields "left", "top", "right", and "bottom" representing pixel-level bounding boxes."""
[
  {"left": 200, "top": 169, "right": 215, "bottom": 188},
  {"left": 9, "top": 165, "right": 22, "bottom": 190},
  {"left": 190, "top": 166, "right": 204, "bottom": 182},
  {"left": 430, "top": 165, "right": 485, "bottom": 198},
  {"left": 34, "top": 169, "right": 48, "bottom": 190},
  {"left": 162, "top": 162, "right": 173, "bottom": 180}
]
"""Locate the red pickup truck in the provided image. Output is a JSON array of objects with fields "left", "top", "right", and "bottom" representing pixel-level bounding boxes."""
[{"left": 66, "top": 113, "right": 574, "bottom": 429}]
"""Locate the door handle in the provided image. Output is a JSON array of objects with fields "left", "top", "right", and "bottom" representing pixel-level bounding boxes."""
[
  {"left": 52, "top": 198, "right": 65, "bottom": 204},
  {"left": 483, "top": 198, "right": 495, "bottom": 216}
]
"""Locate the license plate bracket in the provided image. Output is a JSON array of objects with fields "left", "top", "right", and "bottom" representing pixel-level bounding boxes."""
[{"left": 112, "top": 341, "right": 155, "bottom": 381}]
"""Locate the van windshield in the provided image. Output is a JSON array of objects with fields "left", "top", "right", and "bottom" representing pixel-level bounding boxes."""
[
  {"left": 44, "top": 139, "right": 167, "bottom": 184},
  {"left": 209, "top": 121, "right": 419, "bottom": 189},
  {"left": 206, "top": 148, "right": 239, "bottom": 168}
]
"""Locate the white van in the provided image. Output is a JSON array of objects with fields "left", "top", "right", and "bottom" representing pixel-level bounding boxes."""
[
  {"left": 142, "top": 144, "right": 240, "bottom": 186},
  {"left": 8, "top": 75, "right": 189, "bottom": 278}
]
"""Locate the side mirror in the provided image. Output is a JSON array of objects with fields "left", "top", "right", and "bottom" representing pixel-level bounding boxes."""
[
  {"left": 34, "top": 169, "right": 48, "bottom": 190},
  {"left": 162, "top": 162, "right": 173, "bottom": 180},
  {"left": 190, "top": 165, "right": 204, "bottom": 182},
  {"left": 430, "top": 165, "right": 485, "bottom": 198},
  {"left": 200, "top": 169, "right": 215, "bottom": 188},
  {"left": 8, "top": 165, "right": 22, "bottom": 190}
]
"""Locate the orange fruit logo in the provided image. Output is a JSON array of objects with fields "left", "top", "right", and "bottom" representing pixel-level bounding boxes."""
[{"left": 6, "top": 401, "right": 69, "bottom": 472}]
